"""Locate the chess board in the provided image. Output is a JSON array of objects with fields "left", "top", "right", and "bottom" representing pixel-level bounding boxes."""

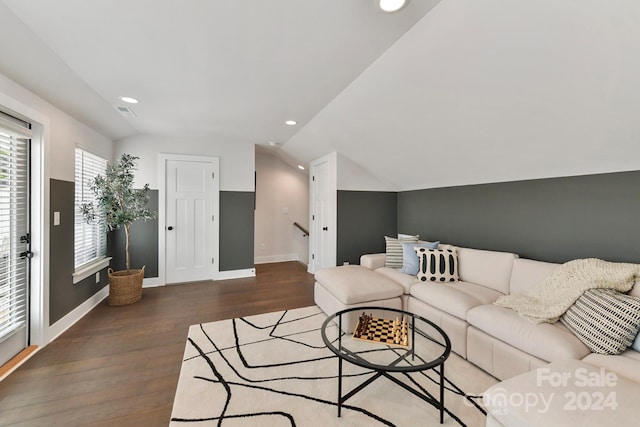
[{"left": 352, "top": 316, "right": 410, "bottom": 349}]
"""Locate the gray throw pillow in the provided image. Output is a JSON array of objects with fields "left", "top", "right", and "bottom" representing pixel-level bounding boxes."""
[{"left": 400, "top": 241, "right": 439, "bottom": 275}]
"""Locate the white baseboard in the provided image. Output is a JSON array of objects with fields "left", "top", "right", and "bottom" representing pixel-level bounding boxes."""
[
  {"left": 254, "top": 254, "right": 299, "bottom": 264},
  {"left": 47, "top": 285, "right": 109, "bottom": 344},
  {"left": 217, "top": 268, "right": 256, "bottom": 280},
  {"left": 143, "top": 277, "right": 164, "bottom": 287}
]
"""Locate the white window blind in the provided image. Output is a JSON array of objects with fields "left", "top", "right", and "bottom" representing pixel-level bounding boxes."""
[
  {"left": 0, "top": 116, "right": 30, "bottom": 344},
  {"left": 74, "top": 148, "right": 107, "bottom": 269}
]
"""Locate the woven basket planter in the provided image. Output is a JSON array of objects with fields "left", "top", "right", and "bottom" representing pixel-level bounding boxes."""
[{"left": 107, "top": 266, "right": 145, "bottom": 306}]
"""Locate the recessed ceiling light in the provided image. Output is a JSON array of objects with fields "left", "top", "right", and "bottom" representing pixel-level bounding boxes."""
[
  {"left": 268, "top": 141, "right": 280, "bottom": 146},
  {"left": 120, "top": 96, "right": 139, "bottom": 104},
  {"left": 285, "top": 120, "right": 297, "bottom": 126},
  {"left": 298, "top": 165, "right": 305, "bottom": 170},
  {"left": 379, "top": 0, "right": 408, "bottom": 13}
]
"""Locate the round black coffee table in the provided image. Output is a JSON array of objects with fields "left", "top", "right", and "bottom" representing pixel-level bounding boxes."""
[{"left": 321, "top": 307, "right": 451, "bottom": 423}]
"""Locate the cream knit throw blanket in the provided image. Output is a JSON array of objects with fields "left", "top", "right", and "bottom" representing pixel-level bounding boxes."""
[{"left": 495, "top": 258, "right": 640, "bottom": 323}]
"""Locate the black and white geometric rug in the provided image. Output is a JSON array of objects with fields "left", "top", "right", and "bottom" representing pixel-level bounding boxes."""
[{"left": 170, "top": 306, "right": 497, "bottom": 426}]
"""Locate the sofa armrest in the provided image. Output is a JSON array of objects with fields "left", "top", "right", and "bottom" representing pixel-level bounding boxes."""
[{"left": 360, "top": 253, "right": 386, "bottom": 270}]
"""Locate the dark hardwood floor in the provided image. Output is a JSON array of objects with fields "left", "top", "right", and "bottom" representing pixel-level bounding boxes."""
[{"left": 0, "top": 262, "right": 315, "bottom": 426}]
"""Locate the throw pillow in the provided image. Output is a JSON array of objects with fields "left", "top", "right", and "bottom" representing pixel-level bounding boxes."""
[
  {"left": 384, "top": 235, "right": 418, "bottom": 269},
  {"left": 633, "top": 331, "right": 640, "bottom": 352},
  {"left": 398, "top": 233, "right": 419, "bottom": 240},
  {"left": 415, "top": 248, "right": 459, "bottom": 283},
  {"left": 400, "top": 241, "right": 440, "bottom": 275},
  {"left": 560, "top": 288, "right": 640, "bottom": 355}
]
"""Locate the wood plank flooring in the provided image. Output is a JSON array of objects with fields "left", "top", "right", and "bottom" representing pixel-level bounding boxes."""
[{"left": 0, "top": 262, "right": 315, "bottom": 426}]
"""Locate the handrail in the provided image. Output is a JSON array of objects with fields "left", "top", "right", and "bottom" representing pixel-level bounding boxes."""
[{"left": 293, "top": 222, "right": 309, "bottom": 237}]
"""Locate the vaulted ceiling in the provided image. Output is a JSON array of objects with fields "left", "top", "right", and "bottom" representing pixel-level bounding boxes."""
[{"left": 3, "top": 0, "right": 640, "bottom": 191}]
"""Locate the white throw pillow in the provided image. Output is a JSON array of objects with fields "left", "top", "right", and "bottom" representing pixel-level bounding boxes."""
[{"left": 415, "top": 248, "right": 459, "bottom": 283}]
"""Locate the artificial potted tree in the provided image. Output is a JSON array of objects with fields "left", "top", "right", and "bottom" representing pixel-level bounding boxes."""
[{"left": 81, "top": 153, "right": 156, "bottom": 306}]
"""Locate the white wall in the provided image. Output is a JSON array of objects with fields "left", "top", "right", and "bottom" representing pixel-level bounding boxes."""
[
  {"left": 337, "top": 153, "right": 396, "bottom": 191},
  {"left": 0, "top": 71, "right": 114, "bottom": 346},
  {"left": 0, "top": 73, "right": 113, "bottom": 181},
  {"left": 114, "top": 134, "right": 254, "bottom": 191},
  {"left": 254, "top": 150, "right": 309, "bottom": 265},
  {"left": 283, "top": 0, "right": 640, "bottom": 191}
]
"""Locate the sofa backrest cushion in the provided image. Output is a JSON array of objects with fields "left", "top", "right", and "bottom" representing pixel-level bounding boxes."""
[
  {"left": 456, "top": 247, "right": 518, "bottom": 294},
  {"left": 509, "top": 258, "right": 559, "bottom": 295}
]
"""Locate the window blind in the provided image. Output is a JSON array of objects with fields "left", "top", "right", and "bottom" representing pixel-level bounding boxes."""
[
  {"left": 74, "top": 148, "right": 107, "bottom": 269},
  {"left": 0, "top": 117, "right": 30, "bottom": 343}
]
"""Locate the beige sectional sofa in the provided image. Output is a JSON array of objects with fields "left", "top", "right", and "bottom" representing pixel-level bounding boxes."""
[{"left": 313, "top": 245, "right": 640, "bottom": 426}]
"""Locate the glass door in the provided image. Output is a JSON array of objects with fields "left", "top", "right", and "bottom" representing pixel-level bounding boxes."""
[{"left": 0, "top": 114, "right": 31, "bottom": 367}]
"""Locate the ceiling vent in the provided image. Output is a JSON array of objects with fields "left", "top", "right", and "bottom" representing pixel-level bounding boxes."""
[{"left": 114, "top": 105, "right": 137, "bottom": 118}]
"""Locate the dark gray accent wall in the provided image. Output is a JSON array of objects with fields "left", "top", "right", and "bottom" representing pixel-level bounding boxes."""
[
  {"left": 398, "top": 171, "right": 640, "bottom": 264},
  {"left": 337, "top": 190, "right": 397, "bottom": 265},
  {"left": 219, "top": 191, "right": 255, "bottom": 271},
  {"left": 110, "top": 190, "right": 159, "bottom": 276},
  {"left": 50, "top": 179, "right": 108, "bottom": 325}
]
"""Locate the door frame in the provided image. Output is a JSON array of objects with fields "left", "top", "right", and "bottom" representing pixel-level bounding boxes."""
[
  {"left": 308, "top": 152, "right": 337, "bottom": 274},
  {"left": 158, "top": 154, "right": 219, "bottom": 285},
  {"left": 0, "top": 94, "right": 48, "bottom": 348}
]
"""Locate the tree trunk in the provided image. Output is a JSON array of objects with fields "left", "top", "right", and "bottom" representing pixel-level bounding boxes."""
[{"left": 124, "top": 223, "right": 131, "bottom": 270}]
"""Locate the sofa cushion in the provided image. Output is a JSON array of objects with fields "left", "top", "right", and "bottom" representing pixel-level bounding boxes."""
[
  {"left": 400, "top": 241, "right": 439, "bottom": 275},
  {"left": 484, "top": 360, "right": 639, "bottom": 427},
  {"left": 384, "top": 236, "right": 418, "bottom": 269},
  {"left": 375, "top": 267, "right": 418, "bottom": 294},
  {"left": 509, "top": 258, "right": 559, "bottom": 295},
  {"left": 467, "top": 304, "right": 591, "bottom": 362},
  {"left": 314, "top": 265, "right": 403, "bottom": 305},
  {"left": 360, "top": 253, "right": 386, "bottom": 270},
  {"left": 583, "top": 349, "right": 640, "bottom": 383},
  {"left": 560, "top": 288, "right": 640, "bottom": 355},
  {"left": 410, "top": 281, "right": 503, "bottom": 320},
  {"left": 456, "top": 247, "right": 518, "bottom": 294},
  {"left": 416, "top": 248, "right": 459, "bottom": 283}
]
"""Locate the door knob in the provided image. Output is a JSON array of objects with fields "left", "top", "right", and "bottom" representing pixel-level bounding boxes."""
[{"left": 167, "top": 226, "right": 174, "bottom": 231}]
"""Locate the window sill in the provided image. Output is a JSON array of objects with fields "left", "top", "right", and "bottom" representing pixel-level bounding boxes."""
[{"left": 73, "top": 257, "right": 112, "bottom": 285}]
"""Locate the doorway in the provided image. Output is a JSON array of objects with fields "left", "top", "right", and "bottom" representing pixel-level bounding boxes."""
[
  {"left": 308, "top": 153, "right": 337, "bottom": 273},
  {"left": 0, "top": 114, "right": 31, "bottom": 366}
]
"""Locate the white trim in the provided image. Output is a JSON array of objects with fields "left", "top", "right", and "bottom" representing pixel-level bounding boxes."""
[
  {"left": 217, "top": 268, "right": 256, "bottom": 280},
  {"left": 158, "top": 154, "right": 220, "bottom": 284},
  {"left": 142, "top": 277, "right": 164, "bottom": 288},
  {"left": 0, "top": 93, "right": 50, "bottom": 348},
  {"left": 47, "top": 286, "right": 108, "bottom": 343},
  {"left": 72, "top": 257, "right": 112, "bottom": 284},
  {"left": 254, "top": 254, "right": 300, "bottom": 264}
]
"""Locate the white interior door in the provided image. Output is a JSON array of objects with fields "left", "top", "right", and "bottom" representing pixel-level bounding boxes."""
[
  {"left": 309, "top": 153, "right": 336, "bottom": 273},
  {"left": 165, "top": 158, "right": 218, "bottom": 284}
]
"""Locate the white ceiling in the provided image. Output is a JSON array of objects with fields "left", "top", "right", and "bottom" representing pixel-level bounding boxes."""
[
  {"left": 1, "top": 0, "right": 438, "bottom": 142},
  {"left": 3, "top": 0, "right": 640, "bottom": 191}
]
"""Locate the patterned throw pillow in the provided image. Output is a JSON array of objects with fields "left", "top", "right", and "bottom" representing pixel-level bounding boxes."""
[
  {"left": 560, "top": 288, "right": 640, "bottom": 355},
  {"left": 384, "top": 236, "right": 418, "bottom": 269},
  {"left": 415, "top": 248, "right": 459, "bottom": 282}
]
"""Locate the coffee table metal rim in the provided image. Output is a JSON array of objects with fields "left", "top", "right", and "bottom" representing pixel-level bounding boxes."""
[{"left": 321, "top": 306, "right": 452, "bottom": 372}]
